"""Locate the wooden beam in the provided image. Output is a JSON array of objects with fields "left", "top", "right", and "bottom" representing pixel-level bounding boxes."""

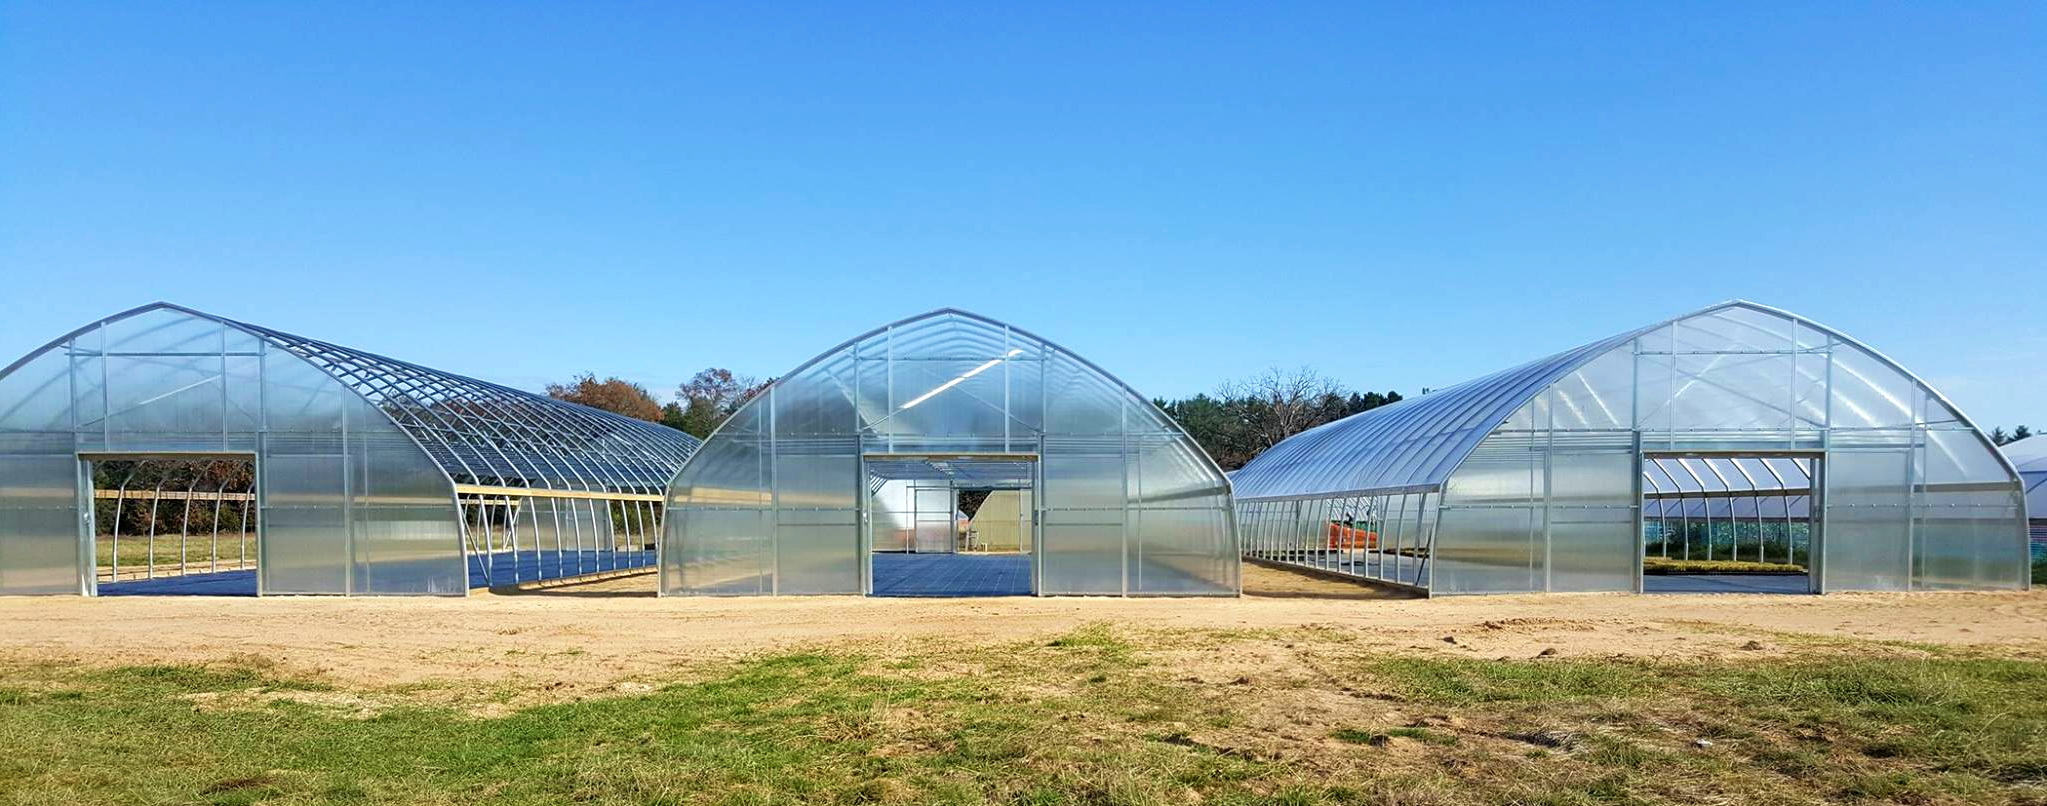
[
  {"left": 92, "top": 489, "right": 253, "bottom": 502},
  {"left": 453, "top": 484, "right": 665, "bottom": 503}
]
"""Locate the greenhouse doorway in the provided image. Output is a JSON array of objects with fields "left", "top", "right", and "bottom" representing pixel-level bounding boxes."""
[
  {"left": 84, "top": 455, "right": 259, "bottom": 597},
  {"left": 1640, "top": 454, "right": 1817, "bottom": 594},
  {"left": 865, "top": 454, "right": 1035, "bottom": 597}
]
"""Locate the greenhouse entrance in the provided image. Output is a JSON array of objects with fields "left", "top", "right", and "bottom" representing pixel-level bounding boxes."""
[
  {"left": 86, "top": 455, "right": 260, "bottom": 597},
  {"left": 865, "top": 454, "right": 1034, "bottom": 597},
  {"left": 1640, "top": 454, "right": 1817, "bottom": 595}
]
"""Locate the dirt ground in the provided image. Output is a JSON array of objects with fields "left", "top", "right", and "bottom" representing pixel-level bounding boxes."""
[{"left": 2, "top": 564, "right": 2041, "bottom": 700}]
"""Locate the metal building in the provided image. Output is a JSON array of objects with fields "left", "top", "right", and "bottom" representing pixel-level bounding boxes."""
[
  {"left": 661, "top": 309, "right": 1238, "bottom": 596},
  {"left": 0, "top": 303, "right": 698, "bottom": 596},
  {"left": 1231, "top": 301, "right": 2029, "bottom": 595}
]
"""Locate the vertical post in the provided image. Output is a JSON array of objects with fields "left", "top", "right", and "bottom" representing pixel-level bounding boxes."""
[
  {"left": 147, "top": 479, "right": 165, "bottom": 579},
  {"left": 212, "top": 480, "right": 227, "bottom": 573},
  {"left": 239, "top": 483, "right": 251, "bottom": 570},
  {"left": 179, "top": 477, "right": 198, "bottom": 576}
]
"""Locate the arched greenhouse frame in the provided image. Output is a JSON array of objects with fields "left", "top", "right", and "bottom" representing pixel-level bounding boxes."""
[
  {"left": 1231, "top": 301, "right": 2030, "bottom": 595},
  {"left": 661, "top": 309, "right": 1239, "bottom": 597},
  {"left": 0, "top": 303, "right": 698, "bottom": 596}
]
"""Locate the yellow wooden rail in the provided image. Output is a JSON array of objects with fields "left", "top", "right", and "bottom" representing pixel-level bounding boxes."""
[
  {"left": 93, "top": 489, "right": 254, "bottom": 502},
  {"left": 453, "top": 484, "right": 665, "bottom": 503}
]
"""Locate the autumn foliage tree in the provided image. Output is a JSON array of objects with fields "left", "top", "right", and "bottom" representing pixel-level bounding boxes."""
[{"left": 544, "top": 373, "right": 664, "bottom": 422}]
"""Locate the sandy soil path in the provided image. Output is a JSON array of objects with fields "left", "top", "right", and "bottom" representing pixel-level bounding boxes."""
[{"left": 3, "top": 566, "right": 2040, "bottom": 694}]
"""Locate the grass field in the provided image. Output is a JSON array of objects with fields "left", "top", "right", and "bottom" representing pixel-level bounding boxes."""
[
  {"left": 4, "top": 624, "right": 2044, "bottom": 805},
  {"left": 93, "top": 533, "right": 256, "bottom": 578},
  {"left": 1641, "top": 556, "right": 1806, "bottom": 575}
]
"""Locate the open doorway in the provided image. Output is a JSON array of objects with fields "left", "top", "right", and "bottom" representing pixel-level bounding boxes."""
[
  {"left": 1641, "top": 454, "right": 1816, "bottom": 594},
  {"left": 86, "top": 456, "right": 258, "bottom": 596},
  {"left": 865, "top": 454, "right": 1034, "bottom": 597}
]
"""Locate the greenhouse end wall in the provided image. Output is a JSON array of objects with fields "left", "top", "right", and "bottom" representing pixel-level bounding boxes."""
[
  {"left": 662, "top": 310, "right": 1238, "bottom": 597},
  {"left": 1435, "top": 305, "right": 2024, "bottom": 594},
  {"left": 0, "top": 307, "right": 466, "bottom": 596}
]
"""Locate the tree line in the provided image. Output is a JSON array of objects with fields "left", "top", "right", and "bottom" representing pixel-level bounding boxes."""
[
  {"left": 548, "top": 365, "right": 1401, "bottom": 469},
  {"left": 1989, "top": 425, "right": 2034, "bottom": 446},
  {"left": 1154, "top": 367, "right": 1402, "bottom": 470},
  {"left": 545, "top": 368, "right": 770, "bottom": 439}
]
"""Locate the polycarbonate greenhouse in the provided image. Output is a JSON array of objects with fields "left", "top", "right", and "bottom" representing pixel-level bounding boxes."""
[
  {"left": 2003, "top": 436, "right": 2047, "bottom": 561},
  {"left": 1232, "top": 301, "right": 2030, "bottom": 595},
  {"left": 0, "top": 303, "right": 699, "bottom": 596},
  {"left": 662, "top": 309, "right": 1238, "bottom": 596}
]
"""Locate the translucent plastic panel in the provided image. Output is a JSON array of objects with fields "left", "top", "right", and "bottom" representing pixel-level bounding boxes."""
[
  {"left": 1431, "top": 503, "right": 1537, "bottom": 594},
  {"left": 868, "top": 479, "right": 916, "bottom": 552},
  {"left": 1828, "top": 349, "right": 1917, "bottom": 429},
  {"left": 1663, "top": 353, "right": 1796, "bottom": 435},
  {"left": 911, "top": 486, "right": 955, "bottom": 553},
  {"left": 775, "top": 519, "right": 862, "bottom": 594},
  {"left": 348, "top": 413, "right": 462, "bottom": 595},
  {"left": 0, "top": 454, "right": 81, "bottom": 594},
  {"left": 665, "top": 508, "right": 771, "bottom": 594},
  {"left": 1824, "top": 451, "right": 1912, "bottom": 591},
  {"left": 1549, "top": 349, "right": 1633, "bottom": 430},
  {"left": 1131, "top": 505, "right": 1236, "bottom": 594},
  {"left": 103, "top": 354, "right": 224, "bottom": 439},
  {"left": 102, "top": 308, "right": 226, "bottom": 355},
  {"left": 0, "top": 349, "right": 74, "bottom": 432},
  {"left": 1920, "top": 428, "right": 2011, "bottom": 486},
  {"left": 260, "top": 453, "right": 348, "bottom": 593},
  {"left": 775, "top": 450, "right": 858, "bottom": 511},
  {"left": 1666, "top": 305, "right": 1796, "bottom": 354},
  {"left": 1039, "top": 516, "right": 1126, "bottom": 595},
  {"left": 1547, "top": 448, "right": 1637, "bottom": 593},
  {"left": 1913, "top": 488, "right": 2024, "bottom": 591}
]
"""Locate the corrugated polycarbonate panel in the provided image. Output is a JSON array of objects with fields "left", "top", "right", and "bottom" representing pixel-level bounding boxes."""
[{"left": 662, "top": 309, "right": 1237, "bottom": 597}]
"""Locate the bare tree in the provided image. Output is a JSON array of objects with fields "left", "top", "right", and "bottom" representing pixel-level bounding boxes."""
[{"left": 1224, "top": 366, "right": 1344, "bottom": 450}]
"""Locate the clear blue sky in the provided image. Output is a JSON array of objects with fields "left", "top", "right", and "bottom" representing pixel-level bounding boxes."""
[{"left": 2, "top": 2, "right": 2041, "bottom": 428}]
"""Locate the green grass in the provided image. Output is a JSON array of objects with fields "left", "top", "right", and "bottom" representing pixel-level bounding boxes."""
[
  {"left": 94, "top": 533, "right": 256, "bottom": 577},
  {"left": 2, "top": 628, "right": 2044, "bottom": 805},
  {"left": 1642, "top": 556, "right": 1806, "bottom": 575}
]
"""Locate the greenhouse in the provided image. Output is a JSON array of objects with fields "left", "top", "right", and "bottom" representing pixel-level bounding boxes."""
[
  {"left": 0, "top": 303, "right": 699, "bottom": 596},
  {"left": 2002, "top": 436, "right": 2047, "bottom": 562},
  {"left": 1232, "top": 301, "right": 2030, "bottom": 595},
  {"left": 662, "top": 309, "right": 1238, "bottom": 597}
]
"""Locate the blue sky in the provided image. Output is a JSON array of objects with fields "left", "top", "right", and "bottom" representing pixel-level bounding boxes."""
[{"left": 2, "top": 2, "right": 2041, "bottom": 428}]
